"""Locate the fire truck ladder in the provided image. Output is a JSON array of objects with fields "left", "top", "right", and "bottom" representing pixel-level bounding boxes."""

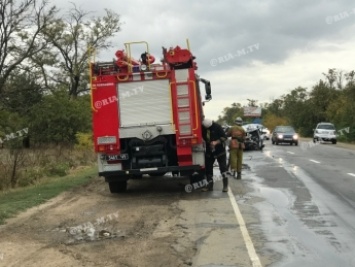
[
  {"left": 124, "top": 41, "right": 151, "bottom": 72},
  {"left": 175, "top": 80, "right": 195, "bottom": 138}
]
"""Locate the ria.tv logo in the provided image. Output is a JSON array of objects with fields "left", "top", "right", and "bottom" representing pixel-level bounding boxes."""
[{"left": 0, "top": 128, "right": 28, "bottom": 144}]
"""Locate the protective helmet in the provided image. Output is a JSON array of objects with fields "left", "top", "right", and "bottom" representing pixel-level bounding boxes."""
[
  {"left": 202, "top": 118, "right": 213, "bottom": 128},
  {"left": 235, "top": 117, "right": 243, "bottom": 125}
]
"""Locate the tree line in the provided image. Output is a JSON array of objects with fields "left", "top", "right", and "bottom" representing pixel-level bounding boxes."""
[
  {"left": 0, "top": 0, "right": 121, "bottom": 147},
  {"left": 1, "top": 1, "right": 354, "bottom": 147},
  {"left": 217, "top": 68, "right": 355, "bottom": 143}
]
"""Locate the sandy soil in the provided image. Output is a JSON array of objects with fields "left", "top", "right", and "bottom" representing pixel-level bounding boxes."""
[{"left": 0, "top": 176, "right": 200, "bottom": 267}]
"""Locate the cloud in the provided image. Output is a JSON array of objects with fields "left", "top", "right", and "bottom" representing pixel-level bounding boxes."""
[
  {"left": 54, "top": 0, "right": 355, "bottom": 120},
  {"left": 202, "top": 34, "right": 355, "bottom": 120}
]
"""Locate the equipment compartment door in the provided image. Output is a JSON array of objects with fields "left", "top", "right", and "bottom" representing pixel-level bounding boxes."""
[{"left": 118, "top": 80, "right": 172, "bottom": 127}]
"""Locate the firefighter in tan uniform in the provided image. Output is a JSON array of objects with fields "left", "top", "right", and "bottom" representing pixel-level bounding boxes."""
[{"left": 227, "top": 117, "right": 246, "bottom": 179}]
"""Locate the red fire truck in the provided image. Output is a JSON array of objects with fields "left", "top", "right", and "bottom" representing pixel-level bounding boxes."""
[{"left": 90, "top": 40, "right": 212, "bottom": 193}]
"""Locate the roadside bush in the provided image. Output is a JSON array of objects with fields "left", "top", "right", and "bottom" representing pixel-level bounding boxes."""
[
  {"left": 297, "top": 127, "right": 310, "bottom": 137},
  {"left": 18, "top": 167, "right": 45, "bottom": 187},
  {"left": 75, "top": 132, "right": 93, "bottom": 149},
  {"left": 45, "top": 162, "right": 70, "bottom": 177},
  {"left": 28, "top": 91, "right": 91, "bottom": 145},
  {"left": 337, "top": 135, "right": 347, "bottom": 142},
  {"left": 0, "top": 145, "right": 96, "bottom": 191},
  {"left": 0, "top": 159, "right": 11, "bottom": 190},
  {"left": 338, "top": 131, "right": 355, "bottom": 143}
]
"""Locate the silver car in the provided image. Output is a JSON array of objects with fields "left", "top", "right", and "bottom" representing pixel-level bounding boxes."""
[{"left": 313, "top": 122, "right": 337, "bottom": 144}]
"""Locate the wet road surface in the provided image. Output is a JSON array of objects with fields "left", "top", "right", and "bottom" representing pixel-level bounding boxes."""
[
  {"left": 244, "top": 140, "right": 355, "bottom": 267},
  {"left": 1, "top": 140, "right": 355, "bottom": 267}
]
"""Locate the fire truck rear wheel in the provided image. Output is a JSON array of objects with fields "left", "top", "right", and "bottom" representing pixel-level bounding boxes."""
[
  {"left": 189, "top": 172, "right": 204, "bottom": 184},
  {"left": 108, "top": 181, "right": 127, "bottom": 193}
]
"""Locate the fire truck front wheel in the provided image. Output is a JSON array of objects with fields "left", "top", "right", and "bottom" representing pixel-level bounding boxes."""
[{"left": 108, "top": 181, "right": 127, "bottom": 193}]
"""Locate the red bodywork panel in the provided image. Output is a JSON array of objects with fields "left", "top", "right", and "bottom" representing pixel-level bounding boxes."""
[
  {"left": 170, "top": 68, "right": 203, "bottom": 166},
  {"left": 164, "top": 46, "right": 195, "bottom": 66},
  {"left": 92, "top": 76, "right": 120, "bottom": 153},
  {"left": 91, "top": 42, "right": 206, "bottom": 170}
]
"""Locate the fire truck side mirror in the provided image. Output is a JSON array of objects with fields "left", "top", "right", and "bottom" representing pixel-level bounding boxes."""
[
  {"left": 205, "top": 82, "right": 212, "bottom": 101},
  {"left": 199, "top": 77, "right": 212, "bottom": 101}
]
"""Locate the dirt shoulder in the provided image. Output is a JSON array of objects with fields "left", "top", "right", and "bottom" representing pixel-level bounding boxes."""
[
  {"left": 0, "top": 152, "right": 279, "bottom": 267},
  {"left": 0, "top": 176, "right": 200, "bottom": 267}
]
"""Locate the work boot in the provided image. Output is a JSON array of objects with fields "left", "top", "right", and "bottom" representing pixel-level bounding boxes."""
[
  {"left": 222, "top": 178, "right": 228, "bottom": 192},
  {"left": 202, "top": 176, "right": 213, "bottom": 191},
  {"left": 236, "top": 172, "right": 241, "bottom": 180},
  {"left": 201, "top": 183, "right": 213, "bottom": 192}
]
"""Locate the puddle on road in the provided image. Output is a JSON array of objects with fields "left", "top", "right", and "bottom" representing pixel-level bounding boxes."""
[
  {"left": 248, "top": 178, "right": 353, "bottom": 267},
  {"left": 244, "top": 151, "right": 355, "bottom": 267}
]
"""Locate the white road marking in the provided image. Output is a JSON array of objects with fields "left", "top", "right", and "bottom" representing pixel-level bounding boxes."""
[
  {"left": 347, "top": 173, "right": 355, "bottom": 177},
  {"left": 287, "top": 151, "right": 295, "bottom": 155},
  {"left": 309, "top": 159, "right": 320, "bottom": 164},
  {"left": 227, "top": 188, "right": 262, "bottom": 267}
]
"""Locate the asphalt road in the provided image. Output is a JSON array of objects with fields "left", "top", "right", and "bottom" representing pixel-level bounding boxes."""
[
  {"left": 241, "top": 139, "right": 355, "bottom": 267},
  {"left": 1, "top": 140, "right": 355, "bottom": 267}
]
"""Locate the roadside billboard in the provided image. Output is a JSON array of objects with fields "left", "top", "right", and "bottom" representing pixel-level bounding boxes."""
[{"left": 243, "top": 106, "right": 262, "bottom": 117}]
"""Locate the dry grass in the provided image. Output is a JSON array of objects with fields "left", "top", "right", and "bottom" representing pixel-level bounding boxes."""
[{"left": 0, "top": 145, "right": 96, "bottom": 191}]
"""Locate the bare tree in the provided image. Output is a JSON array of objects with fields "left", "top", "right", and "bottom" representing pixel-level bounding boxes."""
[
  {"left": 42, "top": 4, "right": 121, "bottom": 97},
  {"left": 0, "top": 0, "right": 58, "bottom": 95},
  {"left": 345, "top": 70, "right": 355, "bottom": 86},
  {"left": 322, "top": 68, "right": 337, "bottom": 89},
  {"left": 247, "top": 99, "right": 258, "bottom": 107}
]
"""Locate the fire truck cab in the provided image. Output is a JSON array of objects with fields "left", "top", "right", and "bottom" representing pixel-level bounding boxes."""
[{"left": 90, "top": 41, "right": 212, "bottom": 193}]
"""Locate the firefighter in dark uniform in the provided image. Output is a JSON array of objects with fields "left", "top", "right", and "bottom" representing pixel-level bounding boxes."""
[{"left": 201, "top": 118, "right": 228, "bottom": 192}]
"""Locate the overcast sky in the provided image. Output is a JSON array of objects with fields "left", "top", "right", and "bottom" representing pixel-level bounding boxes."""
[{"left": 54, "top": 0, "right": 355, "bottom": 120}]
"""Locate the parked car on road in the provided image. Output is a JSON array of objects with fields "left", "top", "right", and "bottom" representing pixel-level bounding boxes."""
[
  {"left": 313, "top": 122, "right": 337, "bottom": 144},
  {"left": 261, "top": 127, "right": 271, "bottom": 140},
  {"left": 243, "top": 123, "right": 270, "bottom": 140},
  {"left": 271, "top": 126, "right": 299, "bottom": 146},
  {"left": 243, "top": 124, "right": 264, "bottom": 150}
]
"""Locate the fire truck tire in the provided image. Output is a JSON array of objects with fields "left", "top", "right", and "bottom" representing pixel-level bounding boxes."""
[
  {"left": 108, "top": 181, "right": 127, "bottom": 193},
  {"left": 189, "top": 172, "right": 204, "bottom": 184}
]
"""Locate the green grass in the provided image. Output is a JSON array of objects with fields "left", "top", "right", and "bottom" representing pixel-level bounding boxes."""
[{"left": 0, "top": 166, "right": 97, "bottom": 225}]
